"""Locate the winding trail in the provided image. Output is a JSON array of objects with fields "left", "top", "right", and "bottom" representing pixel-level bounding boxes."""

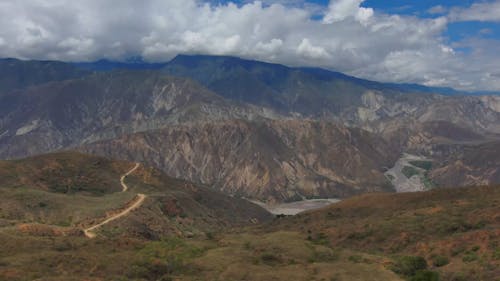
[
  {"left": 120, "top": 163, "right": 140, "bottom": 192},
  {"left": 83, "top": 163, "right": 145, "bottom": 238}
]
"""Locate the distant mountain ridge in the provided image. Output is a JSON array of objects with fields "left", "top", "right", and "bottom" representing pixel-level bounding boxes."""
[
  {"left": 2, "top": 55, "right": 498, "bottom": 97},
  {"left": 0, "top": 58, "right": 89, "bottom": 96},
  {"left": 70, "top": 55, "right": 500, "bottom": 96},
  {"left": 167, "top": 55, "right": 450, "bottom": 95},
  {"left": 73, "top": 58, "right": 168, "bottom": 71},
  {"left": 1, "top": 55, "right": 500, "bottom": 201}
]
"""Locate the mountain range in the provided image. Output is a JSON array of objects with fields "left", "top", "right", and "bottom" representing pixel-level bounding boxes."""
[{"left": 1, "top": 55, "right": 499, "bottom": 202}]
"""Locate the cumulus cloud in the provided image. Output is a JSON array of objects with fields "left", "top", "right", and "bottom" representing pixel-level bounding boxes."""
[
  {"left": 323, "top": 0, "right": 373, "bottom": 24},
  {"left": 0, "top": 0, "right": 499, "bottom": 91},
  {"left": 297, "top": 39, "right": 330, "bottom": 59}
]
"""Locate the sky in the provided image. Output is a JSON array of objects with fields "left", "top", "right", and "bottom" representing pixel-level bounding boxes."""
[{"left": 0, "top": 1, "right": 499, "bottom": 91}]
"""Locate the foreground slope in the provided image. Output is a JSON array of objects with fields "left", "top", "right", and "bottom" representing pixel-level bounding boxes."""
[
  {"left": 0, "top": 152, "right": 271, "bottom": 239},
  {"left": 0, "top": 153, "right": 401, "bottom": 281},
  {"left": 1, "top": 172, "right": 497, "bottom": 280},
  {"left": 267, "top": 185, "right": 500, "bottom": 281}
]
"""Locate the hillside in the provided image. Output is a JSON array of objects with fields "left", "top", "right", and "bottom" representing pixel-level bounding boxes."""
[
  {"left": 266, "top": 185, "right": 500, "bottom": 281},
  {"left": 0, "top": 70, "right": 278, "bottom": 159},
  {"left": 163, "top": 54, "right": 416, "bottom": 116},
  {"left": 0, "top": 58, "right": 89, "bottom": 97},
  {"left": 164, "top": 55, "right": 500, "bottom": 137},
  {"left": 0, "top": 152, "right": 271, "bottom": 239},
  {"left": 80, "top": 119, "right": 397, "bottom": 202},
  {"left": 429, "top": 141, "right": 500, "bottom": 187},
  {"left": 1, "top": 168, "right": 497, "bottom": 280},
  {"left": 0, "top": 56, "right": 499, "bottom": 202}
]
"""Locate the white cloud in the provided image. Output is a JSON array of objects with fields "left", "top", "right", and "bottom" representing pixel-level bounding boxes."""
[
  {"left": 449, "top": 1, "right": 500, "bottom": 22},
  {"left": 479, "top": 28, "right": 493, "bottom": 35},
  {"left": 428, "top": 5, "right": 447, "bottom": 15},
  {"left": 323, "top": 0, "right": 373, "bottom": 24},
  {"left": 297, "top": 38, "right": 330, "bottom": 59},
  {"left": 255, "top": 38, "right": 283, "bottom": 54},
  {"left": 0, "top": 0, "right": 498, "bottom": 91}
]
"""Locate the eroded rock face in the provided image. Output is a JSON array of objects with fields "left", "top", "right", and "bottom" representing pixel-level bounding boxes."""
[
  {"left": 80, "top": 119, "right": 397, "bottom": 202},
  {"left": 0, "top": 71, "right": 280, "bottom": 159},
  {"left": 1, "top": 57, "right": 500, "bottom": 203},
  {"left": 429, "top": 141, "right": 500, "bottom": 188},
  {"left": 480, "top": 95, "right": 500, "bottom": 113}
]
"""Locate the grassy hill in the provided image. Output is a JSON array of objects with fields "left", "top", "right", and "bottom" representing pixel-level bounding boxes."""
[
  {"left": 0, "top": 152, "right": 497, "bottom": 280},
  {"left": 0, "top": 152, "right": 271, "bottom": 237},
  {"left": 267, "top": 185, "right": 500, "bottom": 281}
]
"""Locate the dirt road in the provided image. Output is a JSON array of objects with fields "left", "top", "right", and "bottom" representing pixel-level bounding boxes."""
[
  {"left": 120, "top": 163, "right": 140, "bottom": 192},
  {"left": 83, "top": 163, "right": 145, "bottom": 238}
]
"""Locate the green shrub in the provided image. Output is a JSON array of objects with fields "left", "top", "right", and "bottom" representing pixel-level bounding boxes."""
[
  {"left": 313, "top": 232, "right": 330, "bottom": 245},
  {"left": 432, "top": 255, "right": 449, "bottom": 267},
  {"left": 409, "top": 161, "right": 433, "bottom": 171},
  {"left": 448, "top": 272, "right": 467, "bottom": 281},
  {"left": 260, "top": 253, "right": 281, "bottom": 266},
  {"left": 53, "top": 240, "right": 73, "bottom": 252},
  {"left": 243, "top": 241, "right": 253, "bottom": 250},
  {"left": 493, "top": 248, "right": 500, "bottom": 260},
  {"left": 402, "top": 166, "right": 420, "bottom": 179},
  {"left": 205, "top": 232, "right": 215, "bottom": 240},
  {"left": 438, "top": 219, "right": 483, "bottom": 235},
  {"left": 410, "top": 270, "right": 440, "bottom": 281},
  {"left": 347, "top": 229, "right": 374, "bottom": 241},
  {"left": 309, "top": 248, "right": 339, "bottom": 263},
  {"left": 451, "top": 245, "right": 466, "bottom": 256},
  {"left": 348, "top": 255, "right": 363, "bottom": 263},
  {"left": 462, "top": 252, "right": 478, "bottom": 263},
  {"left": 128, "top": 259, "right": 175, "bottom": 280},
  {"left": 129, "top": 237, "right": 204, "bottom": 278},
  {"left": 391, "top": 256, "right": 428, "bottom": 276}
]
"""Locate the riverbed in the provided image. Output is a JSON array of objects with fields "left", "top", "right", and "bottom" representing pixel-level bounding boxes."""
[{"left": 251, "top": 198, "right": 341, "bottom": 215}]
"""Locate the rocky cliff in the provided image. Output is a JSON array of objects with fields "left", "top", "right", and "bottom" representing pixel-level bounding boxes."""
[
  {"left": 0, "top": 70, "right": 279, "bottom": 159},
  {"left": 80, "top": 119, "right": 397, "bottom": 202}
]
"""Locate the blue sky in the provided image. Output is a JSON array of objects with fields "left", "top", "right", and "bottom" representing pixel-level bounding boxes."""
[
  {"left": 1, "top": 0, "right": 500, "bottom": 90},
  {"left": 220, "top": 0, "right": 500, "bottom": 44},
  {"left": 365, "top": 1, "right": 499, "bottom": 44}
]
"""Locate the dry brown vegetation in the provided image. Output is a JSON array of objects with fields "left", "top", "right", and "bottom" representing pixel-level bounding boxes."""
[
  {"left": 267, "top": 185, "right": 500, "bottom": 280},
  {"left": 0, "top": 152, "right": 498, "bottom": 280}
]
